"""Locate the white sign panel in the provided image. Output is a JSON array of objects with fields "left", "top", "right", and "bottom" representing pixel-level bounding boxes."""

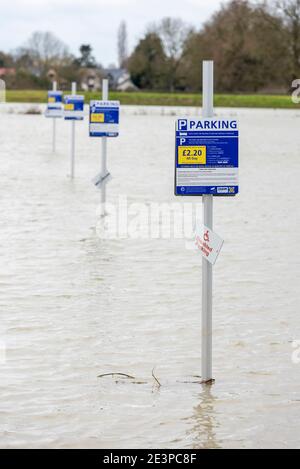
[
  {"left": 92, "top": 172, "right": 112, "bottom": 190},
  {"left": 194, "top": 222, "right": 224, "bottom": 265}
]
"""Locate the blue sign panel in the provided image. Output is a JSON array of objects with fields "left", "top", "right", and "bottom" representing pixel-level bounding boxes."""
[
  {"left": 64, "top": 95, "right": 85, "bottom": 121},
  {"left": 45, "top": 90, "right": 63, "bottom": 118},
  {"left": 89, "top": 100, "right": 120, "bottom": 137},
  {"left": 175, "top": 118, "right": 239, "bottom": 196}
]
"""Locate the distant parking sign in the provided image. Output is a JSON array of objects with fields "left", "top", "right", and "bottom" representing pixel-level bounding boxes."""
[
  {"left": 45, "top": 91, "right": 63, "bottom": 118},
  {"left": 89, "top": 100, "right": 120, "bottom": 137},
  {"left": 175, "top": 118, "right": 239, "bottom": 196},
  {"left": 64, "top": 95, "right": 85, "bottom": 120}
]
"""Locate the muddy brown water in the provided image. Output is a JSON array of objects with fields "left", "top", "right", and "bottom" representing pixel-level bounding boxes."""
[{"left": 0, "top": 105, "right": 299, "bottom": 448}]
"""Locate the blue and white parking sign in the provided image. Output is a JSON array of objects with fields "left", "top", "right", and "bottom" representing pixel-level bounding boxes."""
[
  {"left": 175, "top": 118, "right": 239, "bottom": 196},
  {"left": 89, "top": 100, "right": 120, "bottom": 137},
  {"left": 64, "top": 95, "right": 85, "bottom": 120},
  {"left": 45, "top": 91, "right": 63, "bottom": 118}
]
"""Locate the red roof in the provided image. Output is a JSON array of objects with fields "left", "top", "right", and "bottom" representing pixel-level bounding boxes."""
[{"left": 0, "top": 68, "right": 16, "bottom": 77}]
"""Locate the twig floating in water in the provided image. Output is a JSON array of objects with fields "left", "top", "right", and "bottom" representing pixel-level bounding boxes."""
[
  {"left": 152, "top": 367, "right": 161, "bottom": 388},
  {"left": 97, "top": 373, "right": 135, "bottom": 380}
]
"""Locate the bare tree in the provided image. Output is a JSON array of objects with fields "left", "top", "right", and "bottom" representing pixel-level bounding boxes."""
[
  {"left": 118, "top": 21, "right": 128, "bottom": 68},
  {"left": 17, "top": 31, "right": 71, "bottom": 76},
  {"left": 158, "top": 18, "right": 190, "bottom": 61},
  {"left": 178, "top": 1, "right": 289, "bottom": 92},
  {"left": 150, "top": 17, "right": 191, "bottom": 91},
  {"left": 275, "top": 0, "right": 300, "bottom": 77}
]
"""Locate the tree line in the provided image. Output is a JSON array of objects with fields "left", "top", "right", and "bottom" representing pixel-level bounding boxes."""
[
  {"left": 0, "top": 31, "right": 104, "bottom": 90},
  {"left": 128, "top": 0, "right": 300, "bottom": 92}
]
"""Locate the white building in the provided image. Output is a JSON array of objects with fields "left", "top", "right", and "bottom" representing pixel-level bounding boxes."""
[{"left": 105, "top": 68, "right": 137, "bottom": 91}]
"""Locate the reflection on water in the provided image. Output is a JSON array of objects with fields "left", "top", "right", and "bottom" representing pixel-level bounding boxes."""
[{"left": 189, "top": 387, "right": 221, "bottom": 449}]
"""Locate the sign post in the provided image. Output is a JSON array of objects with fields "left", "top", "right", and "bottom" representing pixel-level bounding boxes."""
[
  {"left": 174, "top": 60, "right": 239, "bottom": 383},
  {"left": 70, "top": 82, "right": 76, "bottom": 179},
  {"left": 45, "top": 81, "right": 63, "bottom": 153},
  {"left": 89, "top": 79, "right": 120, "bottom": 217},
  {"left": 64, "top": 82, "right": 85, "bottom": 179},
  {"left": 101, "top": 79, "right": 108, "bottom": 216},
  {"left": 52, "top": 81, "right": 57, "bottom": 153},
  {"left": 202, "top": 61, "right": 214, "bottom": 383}
]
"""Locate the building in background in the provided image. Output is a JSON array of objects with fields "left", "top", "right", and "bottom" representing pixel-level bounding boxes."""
[
  {"left": 105, "top": 68, "right": 137, "bottom": 91},
  {"left": 44, "top": 66, "right": 137, "bottom": 92},
  {"left": 80, "top": 67, "right": 103, "bottom": 91},
  {"left": 0, "top": 67, "right": 16, "bottom": 79},
  {"left": 47, "top": 68, "right": 57, "bottom": 83}
]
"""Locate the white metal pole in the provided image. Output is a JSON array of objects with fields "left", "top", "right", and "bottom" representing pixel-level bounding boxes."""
[
  {"left": 70, "top": 81, "right": 76, "bottom": 179},
  {"left": 101, "top": 78, "right": 109, "bottom": 216},
  {"left": 201, "top": 60, "right": 214, "bottom": 383},
  {"left": 52, "top": 80, "right": 57, "bottom": 153}
]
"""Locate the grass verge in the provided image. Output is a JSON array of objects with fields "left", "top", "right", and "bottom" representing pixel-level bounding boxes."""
[{"left": 5, "top": 89, "right": 299, "bottom": 109}]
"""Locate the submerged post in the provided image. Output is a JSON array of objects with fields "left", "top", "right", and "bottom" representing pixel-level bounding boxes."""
[
  {"left": 52, "top": 81, "right": 57, "bottom": 154},
  {"left": 101, "top": 79, "right": 109, "bottom": 216},
  {"left": 70, "top": 81, "right": 76, "bottom": 179},
  {"left": 201, "top": 60, "right": 214, "bottom": 383}
]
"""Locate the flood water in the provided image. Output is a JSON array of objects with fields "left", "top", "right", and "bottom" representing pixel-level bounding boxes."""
[{"left": 0, "top": 104, "right": 300, "bottom": 449}]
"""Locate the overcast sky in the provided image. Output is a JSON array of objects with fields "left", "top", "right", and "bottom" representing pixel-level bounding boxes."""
[{"left": 0, "top": 0, "right": 224, "bottom": 66}]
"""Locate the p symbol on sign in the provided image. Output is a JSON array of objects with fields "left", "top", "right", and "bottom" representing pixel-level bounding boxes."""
[{"left": 178, "top": 119, "right": 187, "bottom": 131}]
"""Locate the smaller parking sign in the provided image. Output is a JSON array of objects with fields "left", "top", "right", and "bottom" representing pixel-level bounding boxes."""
[
  {"left": 64, "top": 95, "right": 85, "bottom": 120},
  {"left": 45, "top": 91, "right": 63, "bottom": 118},
  {"left": 89, "top": 100, "right": 120, "bottom": 137}
]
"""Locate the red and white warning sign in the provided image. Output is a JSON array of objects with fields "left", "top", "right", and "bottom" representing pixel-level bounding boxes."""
[{"left": 194, "top": 222, "right": 224, "bottom": 265}]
